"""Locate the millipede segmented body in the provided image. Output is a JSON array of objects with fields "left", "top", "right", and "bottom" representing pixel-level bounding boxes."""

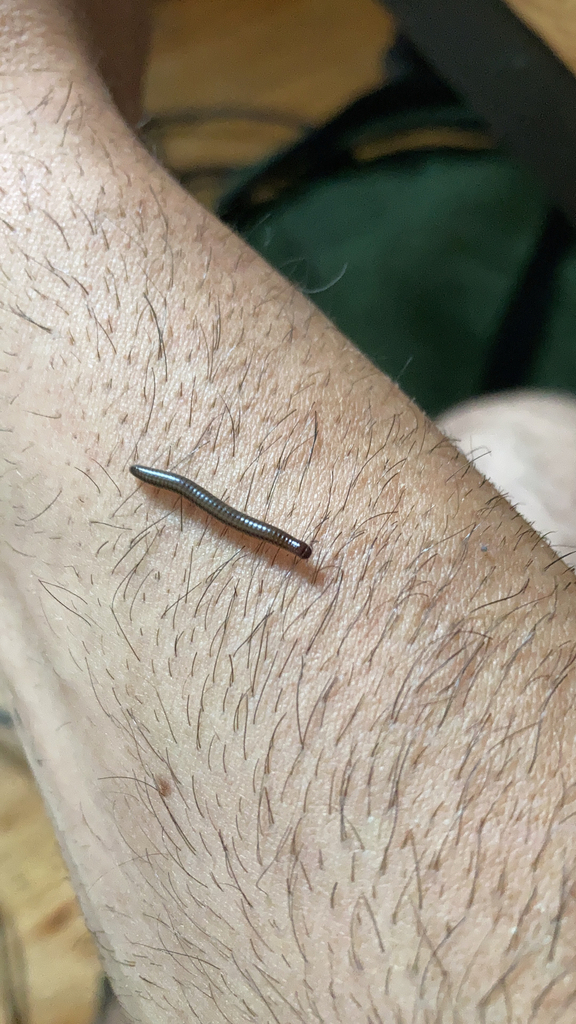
[{"left": 130, "top": 464, "right": 312, "bottom": 559}]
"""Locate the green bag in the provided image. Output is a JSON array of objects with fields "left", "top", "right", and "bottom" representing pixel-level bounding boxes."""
[{"left": 219, "top": 54, "right": 575, "bottom": 417}]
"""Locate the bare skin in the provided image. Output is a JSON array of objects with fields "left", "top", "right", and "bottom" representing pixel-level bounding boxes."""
[
  {"left": 439, "top": 390, "right": 576, "bottom": 572},
  {"left": 2, "top": 2, "right": 576, "bottom": 1022}
]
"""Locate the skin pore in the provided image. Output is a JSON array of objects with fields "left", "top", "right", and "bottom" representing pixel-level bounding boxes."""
[{"left": 2, "top": 1, "right": 576, "bottom": 1021}]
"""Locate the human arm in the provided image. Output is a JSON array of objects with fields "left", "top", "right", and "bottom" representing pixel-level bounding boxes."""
[{"left": 1, "top": 2, "right": 576, "bottom": 1022}]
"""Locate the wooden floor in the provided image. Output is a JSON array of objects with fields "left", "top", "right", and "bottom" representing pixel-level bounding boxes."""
[
  {"left": 0, "top": 3, "right": 394, "bottom": 1023},
  {"left": 142, "top": 0, "right": 394, "bottom": 207},
  {"left": 0, "top": 741, "right": 102, "bottom": 1024},
  {"left": 147, "top": 0, "right": 392, "bottom": 122}
]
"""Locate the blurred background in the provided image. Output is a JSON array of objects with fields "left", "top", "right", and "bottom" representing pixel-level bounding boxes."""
[{"left": 141, "top": 0, "right": 394, "bottom": 208}]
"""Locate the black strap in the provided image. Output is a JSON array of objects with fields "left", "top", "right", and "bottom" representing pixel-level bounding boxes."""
[
  {"left": 219, "top": 65, "right": 487, "bottom": 227},
  {"left": 482, "top": 208, "right": 575, "bottom": 391}
]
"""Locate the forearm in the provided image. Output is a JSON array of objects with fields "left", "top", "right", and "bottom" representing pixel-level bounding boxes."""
[{"left": 1, "top": 6, "right": 576, "bottom": 1023}]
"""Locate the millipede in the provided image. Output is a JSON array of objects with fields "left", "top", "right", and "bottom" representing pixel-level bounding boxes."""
[{"left": 130, "top": 464, "right": 312, "bottom": 560}]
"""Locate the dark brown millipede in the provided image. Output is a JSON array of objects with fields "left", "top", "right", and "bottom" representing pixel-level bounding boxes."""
[{"left": 130, "top": 465, "right": 312, "bottom": 560}]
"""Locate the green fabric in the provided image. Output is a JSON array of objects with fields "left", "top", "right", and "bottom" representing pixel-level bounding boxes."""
[{"left": 235, "top": 151, "right": 547, "bottom": 417}]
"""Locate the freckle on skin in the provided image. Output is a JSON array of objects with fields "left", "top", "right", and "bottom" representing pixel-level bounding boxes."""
[{"left": 156, "top": 776, "right": 172, "bottom": 798}]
